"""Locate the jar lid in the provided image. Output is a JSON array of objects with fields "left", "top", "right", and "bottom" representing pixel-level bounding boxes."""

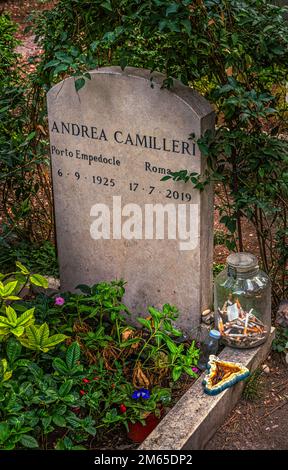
[
  {"left": 209, "top": 329, "right": 221, "bottom": 339},
  {"left": 227, "top": 252, "right": 258, "bottom": 273}
]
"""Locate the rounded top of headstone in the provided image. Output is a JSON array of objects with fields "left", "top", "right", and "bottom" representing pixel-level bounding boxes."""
[
  {"left": 227, "top": 252, "right": 258, "bottom": 273},
  {"left": 47, "top": 66, "right": 214, "bottom": 120}
]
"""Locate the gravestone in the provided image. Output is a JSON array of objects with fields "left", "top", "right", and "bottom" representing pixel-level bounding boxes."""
[{"left": 47, "top": 67, "right": 214, "bottom": 334}]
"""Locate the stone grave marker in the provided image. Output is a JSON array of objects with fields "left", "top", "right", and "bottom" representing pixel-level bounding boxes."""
[{"left": 47, "top": 67, "right": 214, "bottom": 334}]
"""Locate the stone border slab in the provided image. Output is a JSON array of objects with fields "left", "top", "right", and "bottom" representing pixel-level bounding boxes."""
[{"left": 140, "top": 328, "right": 275, "bottom": 450}]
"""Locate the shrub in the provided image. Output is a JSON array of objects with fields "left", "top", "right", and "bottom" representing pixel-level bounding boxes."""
[
  {"left": 0, "top": 265, "right": 199, "bottom": 449},
  {"left": 0, "top": 15, "right": 53, "bottom": 247},
  {"left": 31, "top": 0, "right": 288, "bottom": 302}
]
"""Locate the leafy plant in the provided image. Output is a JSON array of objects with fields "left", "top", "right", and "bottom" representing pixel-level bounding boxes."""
[
  {"left": 29, "top": 0, "right": 288, "bottom": 303},
  {"left": 0, "top": 273, "right": 200, "bottom": 449},
  {"left": 0, "top": 306, "right": 35, "bottom": 339},
  {"left": 0, "top": 240, "right": 59, "bottom": 277},
  {"left": 134, "top": 304, "right": 199, "bottom": 383},
  {"left": 0, "top": 14, "right": 19, "bottom": 79},
  {"left": 0, "top": 14, "right": 52, "bottom": 247},
  {"left": 0, "top": 261, "right": 48, "bottom": 307},
  {"left": 19, "top": 323, "right": 67, "bottom": 352},
  {"left": 242, "top": 368, "right": 263, "bottom": 401},
  {"left": 54, "top": 436, "right": 86, "bottom": 450},
  {"left": 0, "top": 421, "right": 38, "bottom": 450},
  {"left": 0, "top": 359, "right": 12, "bottom": 383},
  {"left": 213, "top": 262, "right": 225, "bottom": 277},
  {"left": 272, "top": 327, "right": 288, "bottom": 353},
  {"left": 53, "top": 342, "right": 84, "bottom": 377}
]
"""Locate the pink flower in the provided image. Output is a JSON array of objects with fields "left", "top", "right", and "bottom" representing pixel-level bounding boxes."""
[
  {"left": 80, "top": 390, "right": 85, "bottom": 396},
  {"left": 55, "top": 296, "right": 65, "bottom": 306},
  {"left": 82, "top": 378, "right": 90, "bottom": 384},
  {"left": 192, "top": 367, "right": 199, "bottom": 373}
]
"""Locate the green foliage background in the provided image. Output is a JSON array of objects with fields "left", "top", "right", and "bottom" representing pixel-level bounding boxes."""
[{"left": 0, "top": 1, "right": 288, "bottom": 301}]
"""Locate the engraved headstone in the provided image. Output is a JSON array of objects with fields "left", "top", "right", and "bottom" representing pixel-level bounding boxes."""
[{"left": 47, "top": 67, "right": 214, "bottom": 334}]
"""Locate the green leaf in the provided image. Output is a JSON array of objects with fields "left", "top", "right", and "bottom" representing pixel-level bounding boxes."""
[
  {"left": 2, "top": 281, "right": 18, "bottom": 297},
  {"left": 16, "top": 262, "right": 29, "bottom": 275},
  {"left": 53, "top": 415, "right": 66, "bottom": 427},
  {"left": 0, "top": 316, "right": 11, "bottom": 325},
  {"left": 38, "top": 323, "right": 49, "bottom": 344},
  {"left": 137, "top": 317, "right": 152, "bottom": 332},
  {"left": 43, "top": 333, "right": 67, "bottom": 349},
  {"left": 54, "top": 63, "right": 69, "bottom": 75},
  {"left": 181, "top": 19, "right": 192, "bottom": 35},
  {"left": 29, "top": 274, "right": 48, "bottom": 288},
  {"left": 26, "top": 325, "right": 41, "bottom": 346},
  {"left": 43, "top": 59, "right": 60, "bottom": 70},
  {"left": 59, "top": 380, "right": 73, "bottom": 398},
  {"left": 6, "top": 306, "right": 17, "bottom": 325},
  {"left": 101, "top": 0, "right": 112, "bottom": 12},
  {"left": 172, "top": 366, "right": 182, "bottom": 381},
  {"left": 4, "top": 296, "right": 21, "bottom": 301},
  {"left": 166, "top": 3, "right": 179, "bottom": 16},
  {"left": 184, "top": 366, "right": 196, "bottom": 376},
  {"left": 0, "top": 422, "right": 10, "bottom": 442},
  {"left": 6, "top": 338, "right": 22, "bottom": 363},
  {"left": 17, "top": 308, "right": 35, "bottom": 327},
  {"left": 75, "top": 77, "right": 85, "bottom": 92},
  {"left": 14, "top": 359, "right": 31, "bottom": 368},
  {"left": 20, "top": 434, "right": 38, "bottom": 448},
  {"left": 11, "top": 326, "right": 25, "bottom": 337},
  {"left": 53, "top": 358, "right": 69, "bottom": 375},
  {"left": 66, "top": 342, "right": 80, "bottom": 369},
  {"left": 165, "top": 338, "right": 178, "bottom": 354}
]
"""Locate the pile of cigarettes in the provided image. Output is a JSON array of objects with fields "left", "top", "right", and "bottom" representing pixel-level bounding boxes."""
[{"left": 218, "top": 297, "right": 268, "bottom": 348}]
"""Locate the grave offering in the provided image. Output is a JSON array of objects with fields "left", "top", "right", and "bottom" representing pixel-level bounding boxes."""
[
  {"left": 214, "top": 253, "right": 271, "bottom": 348},
  {"left": 203, "top": 355, "right": 250, "bottom": 396},
  {"left": 47, "top": 67, "right": 215, "bottom": 334}
]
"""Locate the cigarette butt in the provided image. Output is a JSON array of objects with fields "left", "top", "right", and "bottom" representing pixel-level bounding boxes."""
[
  {"left": 236, "top": 298, "right": 241, "bottom": 309},
  {"left": 218, "top": 319, "right": 224, "bottom": 334}
]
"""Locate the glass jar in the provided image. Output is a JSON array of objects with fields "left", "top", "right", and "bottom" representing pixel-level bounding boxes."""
[
  {"left": 198, "top": 329, "right": 221, "bottom": 370},
  {"left": 214, "top": 253, "right": 271, "bottom": 349}
]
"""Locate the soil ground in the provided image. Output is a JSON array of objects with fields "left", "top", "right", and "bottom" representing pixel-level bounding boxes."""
[{"left": 2, "top": 0, "right": 287, "bottom": 451}]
